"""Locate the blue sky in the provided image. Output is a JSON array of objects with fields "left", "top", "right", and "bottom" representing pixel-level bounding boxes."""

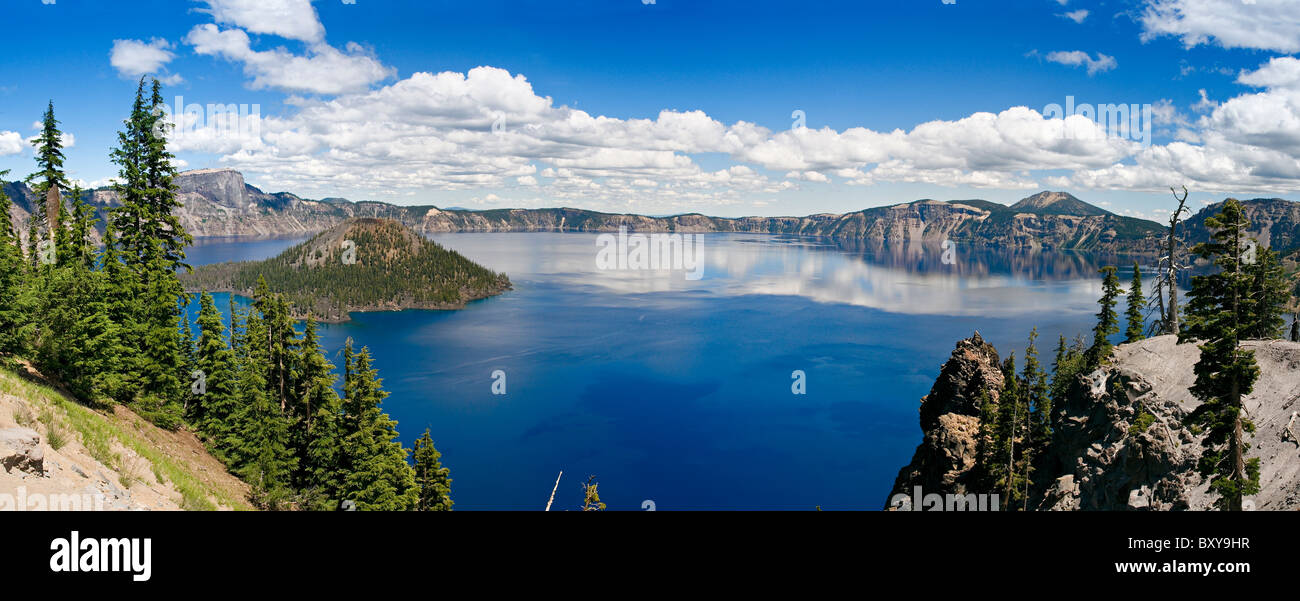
[{"left": 1, "top": 0, "right": 1299, "bottom": 219}]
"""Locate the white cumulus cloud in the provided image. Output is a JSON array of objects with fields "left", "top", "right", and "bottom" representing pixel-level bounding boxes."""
[
  {"left": 186, "top": 24, "right": 394, "bottom": 95},
  {"left": 1140, "top": 0, "right": 1300, "bottom": 53},
  {"left": 199, "top": 0, "right": 324, "bottom": 43},
  {"left": 110, "top": 38, "right": 182, "bottom": 83}
]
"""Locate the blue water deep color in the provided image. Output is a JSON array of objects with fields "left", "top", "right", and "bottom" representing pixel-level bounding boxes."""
[{"left": 185, "top": 232, "right": 1165, "bottom": 510}]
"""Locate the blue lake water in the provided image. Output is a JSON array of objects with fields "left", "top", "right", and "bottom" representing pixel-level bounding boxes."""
[{"left": 186, "top": 233, "right": 1154, "bottom": 510}]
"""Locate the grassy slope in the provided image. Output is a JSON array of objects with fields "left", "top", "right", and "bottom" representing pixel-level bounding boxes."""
[{"left": 0, "top": 364, "right": 252, "bottom": 510}]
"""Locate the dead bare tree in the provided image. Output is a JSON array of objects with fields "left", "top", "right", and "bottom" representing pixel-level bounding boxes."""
[{"left": 1147, "top": 186, "right": 1191, "bottom": 336}]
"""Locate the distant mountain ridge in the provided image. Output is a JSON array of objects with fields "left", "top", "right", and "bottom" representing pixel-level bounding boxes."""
[{"left": 5, "top": 168, "right": 1300, "bottom": 254}]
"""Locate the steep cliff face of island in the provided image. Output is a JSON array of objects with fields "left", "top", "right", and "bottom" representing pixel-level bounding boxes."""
[{"left": 889, "top": 334, "right": 1300, "bottom": 511}]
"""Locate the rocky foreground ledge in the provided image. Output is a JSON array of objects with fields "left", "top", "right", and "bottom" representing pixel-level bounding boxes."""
[{"left": 889, "top": 333, "right": 1300, "bottom": 510}]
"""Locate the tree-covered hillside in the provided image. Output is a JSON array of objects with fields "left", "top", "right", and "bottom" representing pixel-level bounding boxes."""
[{"left": 181, "top": 218, "right": 511, "bottom": 321}]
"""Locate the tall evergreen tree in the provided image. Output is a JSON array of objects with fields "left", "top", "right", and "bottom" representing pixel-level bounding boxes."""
[
  {"left": 26, "top": 101, "right": 70, "bottom": 250},
  {"left": 412, "top": 428, "right": 453, "bottom": 511},
  {"left": 64, "top": 186, "right": 97, "bottom": 269},
  {"left": 1088, "top": 266, "right": 1122, "bottom": 368},
  {"left": 228, "top": 355, "right": 297, "bottom": 506},
  {"left": 1125, "top": 262, "right": 1146, "bottom": 343},
  {"left": 192, "top": 292, "right": 238, "bottom": 445},
  {"left": 292, "top": 317, "right": 344, "bottom": 496},
  {"left": 99, "top": 222, "right": 140, "bottom": 402},
  {"left": 994, "top": 353, "right": 1028, "bottom": 507},
  {"left": 975, "top": 388, "right": 1000, "bottom": 489},
  {"left": 1179, "top": 198, "right": 1262, "bottom": 511},
  {"left": 107, "top": 78, "right": 192, "bottom": 427},
  {"left": 0, "top": 174, "right": 26, "bottom": 356},
  {"left": 339, "top": 342, "right": 418, "bottom": 510},
  {"left": 1022, "top": 329, "right": 1050, "bottom": 450},
  {"left": 1241, "top": 245, "right": 1289, "bottom": 340},
  {"left": 1018, "top": 329, "right": 1049, "bottom": 509}
]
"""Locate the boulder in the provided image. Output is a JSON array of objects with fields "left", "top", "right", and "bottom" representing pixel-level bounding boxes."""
[{"left": 0, "top": 427, "right": 45, "bottom": 476}]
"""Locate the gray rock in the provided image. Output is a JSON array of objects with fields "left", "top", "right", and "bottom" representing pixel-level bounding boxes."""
[{"left": 0, "top": 427, "right": 44, "bottom": 476}]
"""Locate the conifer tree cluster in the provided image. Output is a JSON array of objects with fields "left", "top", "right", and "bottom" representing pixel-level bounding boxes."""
[
  {"left": 0, "top": 83, "right": 453, "bottom": 511},
  {"left": 976, "top": 329, "right": 1050, "bottom": 510},
  {"left": 987, "top": 217, "right": 1292, "bottom": 510}
]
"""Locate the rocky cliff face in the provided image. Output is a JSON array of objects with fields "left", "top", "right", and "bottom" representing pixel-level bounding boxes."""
[
  {"left": 1185, "top": 197, "right": 1300, "bottom": 255},
  {"left": 1038, "top": 336, "right": 1300, "bottom": 511},
  {"left": 2, "top": 170, "right": 1172, "bottom": 252},
  {"left": 13, "top": 169, "right": 1300, "bottom": 256},
  {"left": 889, "top": 334, "right": 1300, "bottom": 510},
  {"left": 887, "top": 333, "right": 1004, "bottom": 503}
]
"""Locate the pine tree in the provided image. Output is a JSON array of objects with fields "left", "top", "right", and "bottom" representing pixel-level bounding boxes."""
[
  {"left": 26, "top": 101, "right": 70, "bottom": 250},
  {"left": 1179, "top": 198, "right": 1262, "bottom": 511},
  {"left": 303, "top": 392, "right": 346, "bottom": 504},
  {"left": 1125, "top": 262, "right": 1146, "bottom": 343},
  {"left": 412, "top": 428, "right": 453, "bottom": 511},
  {"left": 143, "top": 79, "right": 191, "bottom": 273},
  {"left": 192, "top": 292, "right": 238, "bottom": 446},
  {"left": 1088, "top": 266, "right": 1121, "bottom": 368},
  {"left": 1022, "top": 329, "right": 1050, "bottom": 451},
  {"left": 339, "top": 344, "right": 418, "bottom": 510},
  {"left": 1240, "top": 245, "right": 1289, "bottom": 340},
  {"left": 64, "top": 186, "right": 97, "bottom": 269},
  {"left": 228, "top": 357, "right": 297, "bottom": 507},
  {"left": 974, "top": 388, "right": 1000, "bottom": 489},
  {"left": 99, "top": 222, "right": 140, "bottom": 402},
  {"left": 1049, "top": 336, "right": 1087, "bottom": 433},
  {"left": 292, "top": 317, "right": 345, "bottom": 496},
  {"left": 995, "top": 353, "right": 1028, "bottom": 507},
  {"left": 107, "top": 78, "right": 191, "bottom": 426},
  {"left": 0, "top": 173, "right": 27, "bottom": 356},
  {"left": 31, "top": 263, "right": 123, "bottom": 402},
  {"left": 252, "top": 281, "right": 297, "bottom": 413}
]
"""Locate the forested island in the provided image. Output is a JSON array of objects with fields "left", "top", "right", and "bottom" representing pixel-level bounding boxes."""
[{"left": 180, "top": 218, "right": 511, "bottom": 322}]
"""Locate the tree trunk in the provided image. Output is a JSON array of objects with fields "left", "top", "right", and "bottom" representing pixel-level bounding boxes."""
[{"left": 1231, "top": 378, "right": 1245, "bottom": 512}]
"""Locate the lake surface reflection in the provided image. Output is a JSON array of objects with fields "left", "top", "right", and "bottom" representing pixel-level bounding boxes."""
[{"left": 189, "top": 232, "right": 1165, "bottom": 510}]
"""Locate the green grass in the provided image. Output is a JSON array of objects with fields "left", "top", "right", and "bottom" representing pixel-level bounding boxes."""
[{"left": 0, "top": 368, "right": 246, "bottom": 511}]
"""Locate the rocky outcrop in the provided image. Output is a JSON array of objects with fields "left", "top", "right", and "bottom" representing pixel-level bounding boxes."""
[
  {"left": 0, "top": 427, "right": 45, "bottom": 476},
  {"left": 890, "top": 334, "right": 1300, "bottom": 510},
  {"left": 886, "top": 333, "right": 1003, "bottom": 504},
  {"left": 1039, "top": 336, "right": 1300, "bottom": 511}
]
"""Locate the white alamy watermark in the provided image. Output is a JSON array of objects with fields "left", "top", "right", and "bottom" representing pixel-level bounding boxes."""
[
  {"left": 152, "top": 96, "right": 261, "bottom": 144},
  {"left": 49, "top": 531, "right": 151, "bottom": 582},
  {"left": 595, "top": 226, "right": 705, "bottom": 281},
  {"left": 1043, "top": 96, "right": 1152, "bottom": 147},
  {"left": 2, "top": 486, "right": 107, "bottom": 511},
  {"left": 889, "top": 486, "right": 1001, "bottom": 511}
]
